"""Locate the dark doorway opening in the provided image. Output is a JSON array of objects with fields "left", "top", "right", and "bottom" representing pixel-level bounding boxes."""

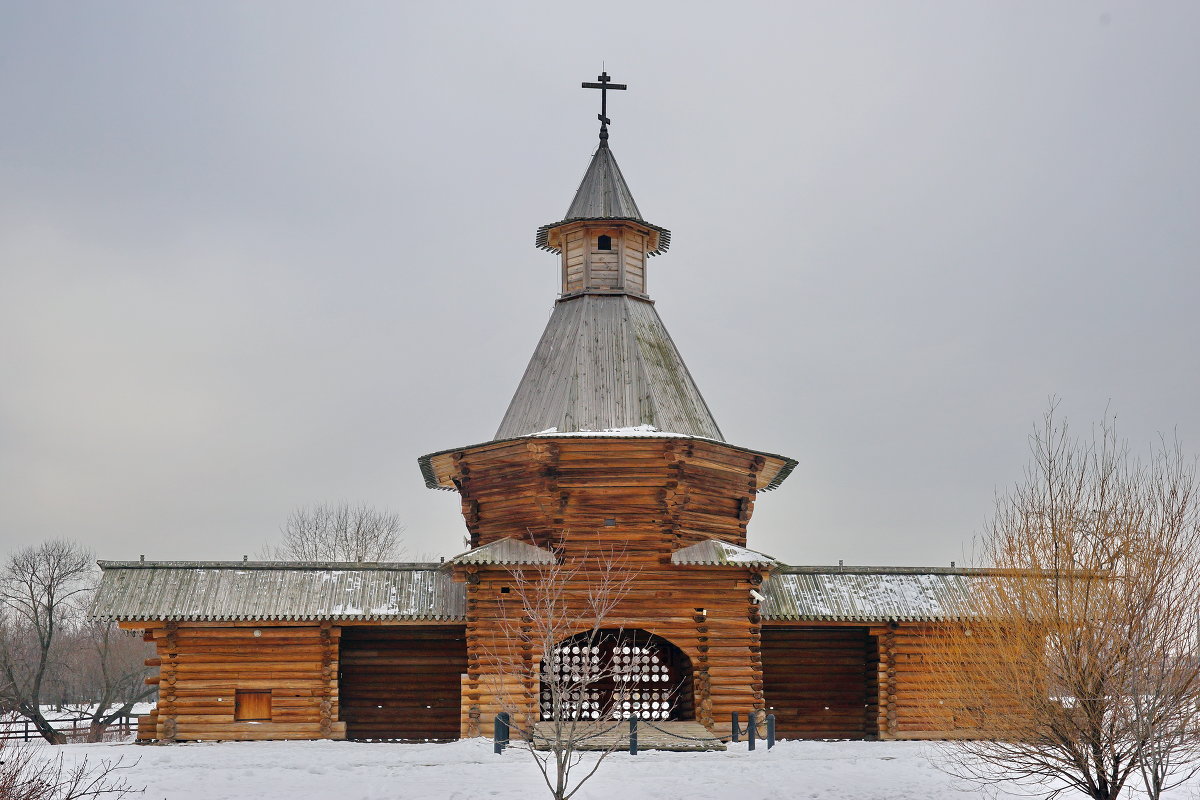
[
  {"left": 339, "top": 625, "right": 466, "bottom": 740},
  {"left": 761, "top": 626, "right": 878, "bottom": 739},
  {"left": 540, "top": 629, "right": 693, "bottom": 722}
]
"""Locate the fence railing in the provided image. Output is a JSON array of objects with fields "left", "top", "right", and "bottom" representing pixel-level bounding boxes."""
[{"left": 0, "top": 715, "right": 137, "bottom": 742}]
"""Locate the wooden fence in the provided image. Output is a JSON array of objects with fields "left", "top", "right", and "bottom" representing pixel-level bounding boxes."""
[{"left": 0, "top": 715, "right": 137, "bottom": 742}]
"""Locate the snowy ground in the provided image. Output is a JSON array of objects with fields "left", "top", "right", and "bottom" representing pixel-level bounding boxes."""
[{"left": 23, "top": 737, "right": 1191, "bottom": 800}]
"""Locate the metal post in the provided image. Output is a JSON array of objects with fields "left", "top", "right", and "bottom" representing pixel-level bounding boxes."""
[
  {"left": 493, "top": 712, "right": 510, "bottom": 754},
  {"left": 629, "top": 715, "right": 638, "bottom": 755},
  {"left": 731, "top": 711, "right": 740, "bottom": 743},
  {"left": 748, "top": 710, "right": 756, "bottom": 751},
  {"left": 767, "top": 714, "right": 776, "bottom": 749}
]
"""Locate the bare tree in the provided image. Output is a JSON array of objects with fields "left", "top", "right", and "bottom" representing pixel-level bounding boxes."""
[
  {"left": 260, "top": 501, "right": 406, "bottom": 562},
  {"left": 929, "top": 408, "right": 1200, "bottom": 800},
  {"left": 0, "top": 540, "right": 96, "bottom": 744},
  {"left": 486, "top": 543, "right": 652, "bottom": 800},
  {"left": 61, "top": 616, "right": 156, "bottom": 742},
  {"left": 0, "top": 719, "right": 140, "bottom": 799}
]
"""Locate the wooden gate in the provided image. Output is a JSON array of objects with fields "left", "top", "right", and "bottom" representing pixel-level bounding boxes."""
[
  {"left": 540, "top": 630, "right": 692, "bottom": 722},
  {"left": 339, "top": 625, "right": 466, "bottom": 740},
  {"left": 761, "top": 625, "right": 879, "bottom": 739}
]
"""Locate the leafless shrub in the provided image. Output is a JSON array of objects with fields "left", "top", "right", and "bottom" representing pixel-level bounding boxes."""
[
  {"left": 0, "top": 715, "right": 141, "bottom": 798},
  {"left": 485, "top": 541, "right": 652, "bottom": 800},
  {"left": 929, "top": 407, "right": 1200, "bottom": 800}
]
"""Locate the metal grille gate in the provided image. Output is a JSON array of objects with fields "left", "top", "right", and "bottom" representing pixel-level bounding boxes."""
[{"left": 540, "top": 630, "right": 686, "bottom": 722}]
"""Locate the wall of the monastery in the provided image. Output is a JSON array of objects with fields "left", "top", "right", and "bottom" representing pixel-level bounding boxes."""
[
  {"left": 458, "top": 565, "right": 765, "bottom": 739},
  {"left": 452, "top": 438, "right": 763, "bottom": 558},
  {"left": 872, "top": 623, "right": 1009, "bottom": 739},
  {"left": 145, "top": 622, "right": 342, "bottom": 742}
]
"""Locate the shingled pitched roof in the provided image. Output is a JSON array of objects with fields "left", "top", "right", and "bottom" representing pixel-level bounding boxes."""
[
  {"left": 90, "top": 561, "right": 465, "bottom": 622},
  {"left": 493, "top": 294, "right": 724, "bottom": 440}
]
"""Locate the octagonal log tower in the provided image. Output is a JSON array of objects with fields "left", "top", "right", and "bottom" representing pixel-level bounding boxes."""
[{"left": 419, "top": 90, "right": 796, "bottom": 738}]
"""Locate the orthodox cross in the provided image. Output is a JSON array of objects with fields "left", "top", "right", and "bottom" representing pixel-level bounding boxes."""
[{"left": 582, "top": 71, "right": 627, "bottom": 143}]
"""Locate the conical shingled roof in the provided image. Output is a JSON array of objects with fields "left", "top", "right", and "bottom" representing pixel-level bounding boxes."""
[
  {"left": 564, "top": 144, "right": 643, "bottom": 220},
  {"left": 535, "top": 144, "right": 671, "bottom": 255},
  {"left": 494, "top": 294, "right": 724, "bottom": 441}
]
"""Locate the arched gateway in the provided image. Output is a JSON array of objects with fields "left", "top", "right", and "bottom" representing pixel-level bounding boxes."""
[{"left": 540, "top": 630, "right": 692, "bottom": 722}]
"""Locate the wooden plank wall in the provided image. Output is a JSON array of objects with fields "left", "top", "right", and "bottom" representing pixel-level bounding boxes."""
[
  {"left": 761, "top": 625, "right": 877, "bottom": 739},
  {"left": 563, "top": 230, "right": 585, "bottom": 293},
  {"left": 144, "top": 622, "right": 343, "bottom": 741},
  {"left": 623, "top": 231, "right": 645, "bottom": 293},
  {"left": 339, "top": 626, "right": 467, "bottom": 740}
]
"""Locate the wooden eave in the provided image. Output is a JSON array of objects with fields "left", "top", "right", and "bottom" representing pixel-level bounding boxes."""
[
  {"left": 537, "top": 218, "right": 669, "bottom": 256},
  {"left": 417, "top": 434, "right": 796, "bottom": 493}
]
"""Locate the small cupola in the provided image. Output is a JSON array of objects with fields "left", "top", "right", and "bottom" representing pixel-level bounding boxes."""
[{"left": 535, "top": 72, "right": 671, "bottom": 299}]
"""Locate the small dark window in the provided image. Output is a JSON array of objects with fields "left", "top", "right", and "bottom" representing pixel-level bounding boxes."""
[
  {"left": 597, "top": 235, "right": 612, "bottom": 251},
  {"left": 500, "top": 586, "right": 511, "bottom": 594}
]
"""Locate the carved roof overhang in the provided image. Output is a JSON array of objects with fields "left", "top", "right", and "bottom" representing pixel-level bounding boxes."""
[
  {"left": 417, "top": 432, "right": 797, "bottom": 493},
  {"left": 536, "top": 217, "right": 671, "bottom": 256}
]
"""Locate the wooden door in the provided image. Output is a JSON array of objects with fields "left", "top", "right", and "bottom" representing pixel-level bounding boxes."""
[
  {"left": 761, "top": 626, "right": 878, "bottom": 739},
  {"left": 339, "top": 626, "right": 466, "bottom": 740}
]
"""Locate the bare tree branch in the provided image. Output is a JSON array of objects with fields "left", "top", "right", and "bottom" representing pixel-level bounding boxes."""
[
  {"left": 260, "top": 501, "right": 406, "bottom": 562},
  {"left": 928, "top": 406, "right": 1200, "bottom": 800},
  {"left": 481, "top": 536, "right": 676, "bottom": 800},
  {"left": 0, "top": 540, "right": 96, "bottom": 744}
]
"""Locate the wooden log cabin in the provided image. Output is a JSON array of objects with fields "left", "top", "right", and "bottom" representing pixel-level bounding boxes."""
[{"left": 92, "top": 76, "right": 1000, "bottom": 744}]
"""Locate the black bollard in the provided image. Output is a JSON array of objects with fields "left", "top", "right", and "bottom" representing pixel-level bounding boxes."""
[
  {"left": 748, "top": 711, "right": 756, "bottom": 751},
  {"left": 494, "top": 712, "right": 510, "bottom": 754},
  {"left": 629, "top": 715, "right": 638, "bottom": 755},
  {"left": 731, "top": 711, "right": 740, "bottom": 743},
  {"left": 767, "top": 714, "right": 776, "bottom": 749}
]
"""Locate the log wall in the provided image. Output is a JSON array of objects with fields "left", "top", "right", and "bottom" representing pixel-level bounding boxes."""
[
  {"left": 447, "top": 437, "right": 778, "bottom": 556},
  {"left": 871, "top": 623, "right": 1008, "bottom": 739},
  {"left": 438, "top": 437, "right": 781, "bottom": 738},
  {"left": 143, "top": 622, "right": 344, "bottom": 742},
  {"left": 459, "top": 565, "right": 764, "bottom": 739}
]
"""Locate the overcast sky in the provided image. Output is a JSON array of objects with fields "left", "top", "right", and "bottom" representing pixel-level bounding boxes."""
[{"left": 2, "top": 2, "right": 1198, "bottom": 568}]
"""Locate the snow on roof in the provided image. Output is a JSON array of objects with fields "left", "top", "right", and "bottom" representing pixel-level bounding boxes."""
[
  {"left": 91, "top": 561, "right": 465, "bottom": 622},
  {"left": 671, "top": 539, "right": 779, "bottom": 568},
  {"left": 447, "top": 538, "right": 559, "bottom": 566},
  {"left": 760, "top": 570, "right": 986, "bottom": 622}
]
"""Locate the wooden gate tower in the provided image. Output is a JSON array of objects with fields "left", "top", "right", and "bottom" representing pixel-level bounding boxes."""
[{"left": 418, "top": 73, "right": 797, "bottom": 736}]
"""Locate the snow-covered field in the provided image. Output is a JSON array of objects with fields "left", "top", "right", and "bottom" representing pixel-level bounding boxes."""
[{"left": 21, "top": 737, "right": 1164, "bottom": 800}]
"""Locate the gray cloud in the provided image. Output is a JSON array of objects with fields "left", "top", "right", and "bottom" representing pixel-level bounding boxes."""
[{"left": 2, "top": 2, "right": 1198, "bottom": 567}]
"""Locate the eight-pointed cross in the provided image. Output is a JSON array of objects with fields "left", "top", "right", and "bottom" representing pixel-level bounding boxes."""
[{"left": 582, "top": 71, "right": 627, "bottom": 134}]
